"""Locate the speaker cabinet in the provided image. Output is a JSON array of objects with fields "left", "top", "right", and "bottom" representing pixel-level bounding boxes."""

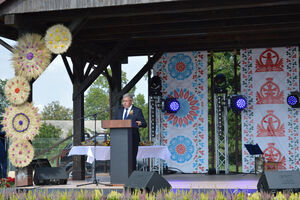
[
  {"left": 257, "top": 171, "right": 300, "bottom": 193},
  {"left": 34, "top": 167, "right": 68, "bottom": 185},
  {"left": 30, "top": 159, "right": 51, "bottom": 169},
  {"left": 125, "top": 171, "right": 171, "bottom": 193}
]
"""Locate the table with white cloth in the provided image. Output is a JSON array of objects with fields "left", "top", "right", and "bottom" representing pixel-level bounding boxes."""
[{"left": 68, "top": 145, "right": 171, "bottom": 174}]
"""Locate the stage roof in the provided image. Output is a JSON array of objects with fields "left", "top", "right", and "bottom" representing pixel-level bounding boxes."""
[{"left": 1, "top": 0, "right": 300, "bottom": 58}]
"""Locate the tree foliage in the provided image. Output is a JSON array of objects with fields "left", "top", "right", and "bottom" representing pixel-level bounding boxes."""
[
  {"left": 41, "top": 101, "right": 73, "bottom": 120},
  {"left": 0, "top": 79, "right": 9, "bottom": 117},
  {"left": 37, "top": 123, "right": 62, "bottom": 138},
  {"left": 33, "top": 123, "right": 68, "bottom": 160}
]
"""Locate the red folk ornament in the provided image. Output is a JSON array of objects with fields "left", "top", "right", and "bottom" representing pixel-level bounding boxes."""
[
  {"left": 256, "top": 48, "right": 284, "bottom": 72},
  {"left": 257, "top": 110, "right": 285, "bottom": 137},
  {"left": 256, "top": 78, "right": 284, "bottom": 104}
]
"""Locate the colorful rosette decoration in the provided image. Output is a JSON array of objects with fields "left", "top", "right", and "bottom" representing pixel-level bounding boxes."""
[
  {"left": 12, "top": 33, "right": 51, "bottom": 80},
  {"left": 1, "top": 103, "right": 40, "bottom": 141},
  {"left": 45, "top": 24, "right": 72, "bottom": 54},
  {"left": 4, "top": 76, "right": 30, "bottom": 105},
  {"left": 8, "top": 140, "right": 34, "bottom": 168}
]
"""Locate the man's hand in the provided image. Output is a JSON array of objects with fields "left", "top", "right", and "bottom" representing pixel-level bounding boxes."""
[{"left": 136, "top": 121, "right": 142, "bottom": 126}]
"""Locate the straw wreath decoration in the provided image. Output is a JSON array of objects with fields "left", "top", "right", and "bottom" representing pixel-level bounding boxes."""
[
  {"left": 12, "top": 33, "right": 51, "bottom": 80},
  {"left": 45, "top": 24, "right": 72, "bottom": 54},
  {"left": 4, "top": 76, "right": 30, "bottom": 105},
  {"left": 8, "top": 140, "right": 34, "bottom": 168},
  {"left": 1, "top": 103, "right": 40, "bottom": 141}
]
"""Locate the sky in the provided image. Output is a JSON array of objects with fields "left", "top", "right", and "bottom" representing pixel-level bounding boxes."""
[{"left": 0, "top": 37, "right": 148, "bottom": 111}]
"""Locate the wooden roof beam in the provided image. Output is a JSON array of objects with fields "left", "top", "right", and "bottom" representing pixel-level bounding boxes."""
[
  {"left": 0, "top": 37, "right": 12, "bottom": 52},
  {"left": 78, "top": 13, "right": 300, "bottom": 38},
  {"left": 84, "top": 4, "right": 300, "bottom": 29},
  {"left": 73, "top": 38, "right": 130, "bottom": 100},
  {"left": 12, "top": 0, "right": 300, "bottom": 22},
  {"left": 112, "top": 52, "right": 163, "bottom": 105}
]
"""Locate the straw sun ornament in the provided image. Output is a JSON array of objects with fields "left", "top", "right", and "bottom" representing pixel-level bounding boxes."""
[
  {"left": 4, "top": 76, "right": 30, "bottom": 105},
  {"left": 1, "top": 103, "right": 40, "bottom": 141},
  {"left": 12, "top": 33, "right": 51, "bottom": 80},
  {"left": 45, "top": 24, "right": 72, "bottom": 54},
  {"left": 8, "top": 139, "right": 34, "bottom": 168}
]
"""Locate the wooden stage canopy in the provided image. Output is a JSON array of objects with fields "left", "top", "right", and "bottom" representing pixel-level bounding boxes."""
[{"left": 1, "top": 0, "right": 300, "bottom": 180}]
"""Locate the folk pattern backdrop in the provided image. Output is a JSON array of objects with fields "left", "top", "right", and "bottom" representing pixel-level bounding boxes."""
[
  {"left": 241, "top": 47, "right": 300, "bottom": 172},
  {"left": 153, "top": 52, "right": 208, "bottom": 173}
]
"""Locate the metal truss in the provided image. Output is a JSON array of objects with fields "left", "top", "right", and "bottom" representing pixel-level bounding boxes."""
[{"left": 214, "top": 94, "right": 229, "bottom": 174}]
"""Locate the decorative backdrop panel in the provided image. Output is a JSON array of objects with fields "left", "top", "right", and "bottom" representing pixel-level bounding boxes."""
[
  {"left": 241, "top": 47, "right": 300, "bottom": 172},
  {"left": 153, "top": 52, "right": 208, "bottom": 173}
]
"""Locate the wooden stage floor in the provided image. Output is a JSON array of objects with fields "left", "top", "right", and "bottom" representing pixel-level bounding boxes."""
[{"left": 16, "top": 173, "right": 260, "bottom": 194}]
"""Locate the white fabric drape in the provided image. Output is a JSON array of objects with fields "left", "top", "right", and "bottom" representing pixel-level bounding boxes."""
[
  {"left": 241, "top": 47, "right": 300, "bottom": 172},
  {"left": 153, "top": 51, "right": 208, "bottom": 173}
]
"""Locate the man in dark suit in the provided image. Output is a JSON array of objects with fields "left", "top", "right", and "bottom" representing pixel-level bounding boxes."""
[{"left": 114, "top": 93, "right": 147, "bottom": 170}]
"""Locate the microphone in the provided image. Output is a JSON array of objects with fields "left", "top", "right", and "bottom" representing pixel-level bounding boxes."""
[{"left": 77, "top": 108, "right": 108, "bottom": 120}]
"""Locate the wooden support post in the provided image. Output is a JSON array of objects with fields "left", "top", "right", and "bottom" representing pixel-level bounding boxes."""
[
  {"left": 110, "top": 60, "right": 122, "bottom": 119},
  {"left": 71, "top": 56, "right": 86, "bottom": 180}
]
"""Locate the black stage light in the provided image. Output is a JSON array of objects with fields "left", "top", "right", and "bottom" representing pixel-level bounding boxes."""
[
  {"left": 214, "top": 74, "right": 227, "bottom": 93},
  {"left": 287, "top": 91, "right": 300, "bottom": 108},
  {"left": 230, "top": 95, "right": 247, "bottom": 113},
  {"left": 149, "top": 76, "right": 162, "bottom": 96},
  {"left": 164, "top": 98, "right": 180, "bottom": 113}
]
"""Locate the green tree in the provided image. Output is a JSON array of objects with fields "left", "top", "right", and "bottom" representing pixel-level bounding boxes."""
[
  {"left": 0, "top": 79, "right": 9, "bottom": 117},
  {"left": 41, "top": 101, "right": 73, "bottom": 120},
  {"left": 33, "top": 123, "right": 70, "bottom": 163}
]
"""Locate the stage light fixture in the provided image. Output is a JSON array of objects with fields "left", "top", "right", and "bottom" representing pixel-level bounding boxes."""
[
  {"left": 230, "top": 95, "right": 247, "bottom": 113},
  {"left": 149, "top": 76, "right": 162, "bottom": 96},
  {"left": 214, "top": 73, "right": 227, "bottom": 93},
  {"left": 287, "top": 91, "right": 300, "bottom": 108},
  {"left": 164, "top": 98, "right": 180, "bottom": 113}
]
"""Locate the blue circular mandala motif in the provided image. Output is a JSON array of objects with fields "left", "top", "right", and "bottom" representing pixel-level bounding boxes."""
[
  {"left": 12, "top": 113, "right": 30, "bottom": 132},
  {"left": 168, "top": 136, "right": 194, "bottom": 163},
  {"left": 168, "top": 53, "right": 194, "bottom": 80}
]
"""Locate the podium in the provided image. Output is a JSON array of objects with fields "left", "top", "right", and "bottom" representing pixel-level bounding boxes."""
[{"left": 102, "top": 120, "right": 137, "bottom": 184}]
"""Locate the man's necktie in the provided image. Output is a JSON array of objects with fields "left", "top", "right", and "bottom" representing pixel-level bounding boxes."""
[{"left": 124, "top": 108, "right": 128, "bottom": 119}]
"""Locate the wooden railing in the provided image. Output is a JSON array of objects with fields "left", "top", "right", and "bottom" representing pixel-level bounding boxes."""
[{"left": 35, "top": 132, "right": 109, "bottom": 167}]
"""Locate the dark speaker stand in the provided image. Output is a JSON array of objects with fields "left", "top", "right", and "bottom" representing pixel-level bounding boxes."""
[{"left": 77, "top": 113, "right": 112, "bottom": 187}]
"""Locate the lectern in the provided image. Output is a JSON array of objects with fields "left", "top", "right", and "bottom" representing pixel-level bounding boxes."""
[{"left": 102, "top": 120, "right": 137, "bottom": 184}]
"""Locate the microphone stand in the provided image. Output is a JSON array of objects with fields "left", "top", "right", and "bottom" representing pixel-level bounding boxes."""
[{"left": 77, "top": 111, "right": 112, "bottom": 187}]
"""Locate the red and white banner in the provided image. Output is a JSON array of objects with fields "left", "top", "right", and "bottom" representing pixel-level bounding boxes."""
[{"left": 241, "top": 47, "right": 300, "bottom": 172}]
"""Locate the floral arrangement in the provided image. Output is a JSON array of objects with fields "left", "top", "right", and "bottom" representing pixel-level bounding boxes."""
[
  {"left": 1, "top": 102, "right": 40, "bottom": 141},
  {"left": 12, "top": 33, "right": 51, "bottom": 80},
  {"left": 139, "top": 141, "right": 154, "bottom": 146},
  {"left": 8, "top": 139, "right": 34, "bottom": 167},
  {"left": 0, "top": 177, "right": 15, "bottom": 188},
  {"left": 104, "top": 140, "right": 110, "bottom": 146},
  {"left": 129, "top": 110, "right": 134, "bottom": 115},
  {"left": 81, "top": 140, "right": 95, "bottom": 146},
  {"left": 45, "top": 24, "right": 72, "bottom": 54},
  {"left": 4, "top": 76, "right": 30, "bottom": 105}
]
